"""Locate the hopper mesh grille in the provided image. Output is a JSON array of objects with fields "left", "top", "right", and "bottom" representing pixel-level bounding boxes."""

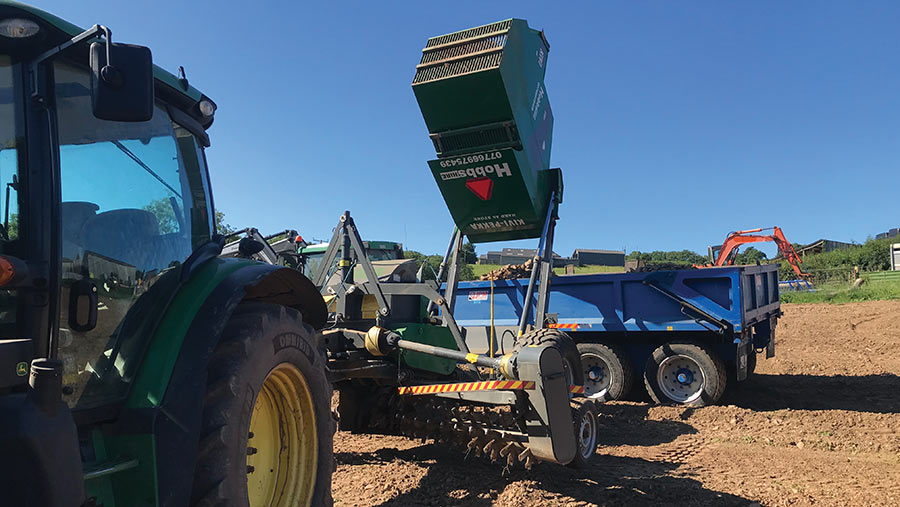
[
  {"left": 413, "top": 51, "right": 503, "bottom": 84},
  {"left": 431, "top": 123, "right": 520, "bottom": 155},
  {"left": 419, "top": 34, "right": 507, "bottom": 65},
  {"left": 424, "top": 20, "right": 511, "bottom": 48}
]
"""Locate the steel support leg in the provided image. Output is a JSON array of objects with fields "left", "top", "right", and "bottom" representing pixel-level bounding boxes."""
[{"left": 517, "top": 191, "right": 558, "bottom": 336}]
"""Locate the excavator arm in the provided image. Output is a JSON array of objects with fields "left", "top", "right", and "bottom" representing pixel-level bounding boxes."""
[{"left": 705, "top": 227, "right": 808, "bottom": 278}]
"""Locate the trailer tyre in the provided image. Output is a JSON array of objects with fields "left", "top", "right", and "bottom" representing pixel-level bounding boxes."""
[
  {"left": 567, "top": 399, "right": 599, "bottom": 468},
  {"left": 514, "top": 328, "right": 584, "bottom": 386},
  {"left": 644, "top": 341, "right": 726, "bottom": 407},
  {"left": 577, "top": 342, "right": 633, "bottom": 401},
  {"left": 191, "top": 303, "right": 334, "bottom": 507}
]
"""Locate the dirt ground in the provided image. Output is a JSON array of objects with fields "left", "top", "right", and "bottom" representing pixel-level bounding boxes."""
[{"left": 332, "top": 301, "right": 900, "bottom": 506}]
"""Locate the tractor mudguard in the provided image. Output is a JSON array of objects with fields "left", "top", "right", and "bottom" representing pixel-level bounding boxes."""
[
  {"left": 156, "top": 262, "right": 326, "bottom": 505},
  {"left": 97, "top": 260, "right": 326, "bottom": 507}
]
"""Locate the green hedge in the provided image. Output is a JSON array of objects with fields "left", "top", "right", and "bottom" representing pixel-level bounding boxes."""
[{"left": 779, "top": 237, "right": 894, "bottom": 281}]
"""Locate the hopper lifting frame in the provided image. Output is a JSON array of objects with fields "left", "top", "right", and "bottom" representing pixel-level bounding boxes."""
[{"left": 433, "top": 190, "right": 560, "bottom": 337}]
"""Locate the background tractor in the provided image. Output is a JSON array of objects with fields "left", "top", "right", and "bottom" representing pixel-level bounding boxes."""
[{"left": 0, "top": 3, "right": 333, "bottom": 506}]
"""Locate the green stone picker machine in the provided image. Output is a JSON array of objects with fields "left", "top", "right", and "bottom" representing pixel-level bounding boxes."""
[{"left": 303, "top": 19, "right": 600, "bottom": 470}]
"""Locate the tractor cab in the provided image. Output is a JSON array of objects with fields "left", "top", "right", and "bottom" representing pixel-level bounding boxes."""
[
  {"left": 300, "top": 239, "right": 411, "bottom": 282},
  {"left": 0, "top": 3, "right": 234, "bottom": 504},
  {"left": 0, "top": 2, "right": 216, "bottom": 414}
]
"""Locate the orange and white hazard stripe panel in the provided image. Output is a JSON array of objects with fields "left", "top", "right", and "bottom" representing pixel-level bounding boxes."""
[
  {"left": 398, "top": 380, "right": 586, "bottom": 396},
  {"left": 547, "top": 323, "right": 579, "bottom": 330},
  {"left": 398, "top": 380, "right": 535, "bottom": 396}
]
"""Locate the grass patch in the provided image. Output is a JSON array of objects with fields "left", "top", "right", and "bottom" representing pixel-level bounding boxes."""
[
  {"left": 470, "top": 264, "right": 501, "bottom": 278},
  {"left": 781, "top": 278, "right": 900, "bottom": 304},
  {"left": 554, "top": 264, "right": 625, "bottom": 275}
]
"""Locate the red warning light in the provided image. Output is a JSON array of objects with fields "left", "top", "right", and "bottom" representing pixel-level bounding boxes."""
[{"left": 465, "top": 177, "right": 493, "bottom": 200}]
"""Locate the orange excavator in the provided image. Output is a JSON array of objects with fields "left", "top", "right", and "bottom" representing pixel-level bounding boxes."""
[{"left": 697, "top": 226, "right": 809, "bottom": 278}]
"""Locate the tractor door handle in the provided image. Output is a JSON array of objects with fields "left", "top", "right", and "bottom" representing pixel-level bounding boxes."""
[{"left": 68, "top": 279, "right": 98, "bottom": 332}]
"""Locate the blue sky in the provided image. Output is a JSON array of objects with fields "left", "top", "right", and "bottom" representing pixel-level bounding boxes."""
[{"left": 34, "top": 1, "right": 900, "bottom": 258}]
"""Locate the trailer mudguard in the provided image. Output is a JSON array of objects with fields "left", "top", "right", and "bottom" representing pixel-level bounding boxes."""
[{"left": 88, "top": 259, "right": 326, "bottom": 506}]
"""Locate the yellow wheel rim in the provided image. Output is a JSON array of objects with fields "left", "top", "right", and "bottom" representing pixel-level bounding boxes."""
[{"left": 247, "top": 363, "right": 318, "bottom": 507}]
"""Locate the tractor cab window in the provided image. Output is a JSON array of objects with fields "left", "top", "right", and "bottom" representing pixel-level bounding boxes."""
[
  {"left": 53, "top": 61, "right": 213, "bottom": 410},
  {"left": 0, "top": 56, "right": 20, "bottom": 247},
  {"left": 0, "top": 56, "right": 22, "bottom": 334},
  {"left": 303, "top": 251, "right": 326, "bottom": 279},
  {"left": 368, "top": 248, "right": 399, "bottom": 262}
]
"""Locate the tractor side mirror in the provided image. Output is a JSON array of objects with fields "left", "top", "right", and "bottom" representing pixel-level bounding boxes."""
[
  {"left": 68, "top": 279, "right": 98, "bottom": 332},
  {"left": 90, "top": 41, "right": 154, "bottom": 122}
]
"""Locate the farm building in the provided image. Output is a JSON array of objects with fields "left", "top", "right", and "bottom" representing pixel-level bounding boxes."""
[
  {"left": 479, "top": 248, "right": 566, "bottom": 266},
  {"left": 875, "top": 228, "right": 899, "bottom": 240},
  {"left": 478, "top": 247, "right": 625, "bottom": 267},
  {"left": 795, "top": 239, "right": 854, "bottom": 257},
  {"left": 572, "top": 249, "right": 625, "bottom": 267}
]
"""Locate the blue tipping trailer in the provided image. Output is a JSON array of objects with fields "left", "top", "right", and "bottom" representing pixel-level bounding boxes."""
[{"left": 447, "top": 264, "right": 781, "bottom": 406}]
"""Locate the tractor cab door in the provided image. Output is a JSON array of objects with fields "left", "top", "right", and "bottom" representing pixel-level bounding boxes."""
[
  {"left": 52, "top": 60, "right": 214, "bottom": 412},
  {"left": 0, "top": 55, "right": 28, "bottom": 388}
]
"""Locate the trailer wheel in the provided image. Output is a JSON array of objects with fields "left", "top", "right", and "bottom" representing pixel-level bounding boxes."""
[
  {"left": 577, "top": 342, "right": 633, "bottom": 401},
  {"left": 567, "top": 399, "right": 599, "bottom": 468},
  {"left": 191, "top": 303, "right": 334, "bottom": 507},
  {"left": 644, "top": 341, "right": 726, "bottom": 407},
  {"left": 514, "top": 328, "right": 584, "bottom": 386}
]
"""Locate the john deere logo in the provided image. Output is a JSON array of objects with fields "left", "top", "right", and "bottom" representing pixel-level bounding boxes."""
[{"left": 15, "top": 362, "right": 27, "bottom": 377}]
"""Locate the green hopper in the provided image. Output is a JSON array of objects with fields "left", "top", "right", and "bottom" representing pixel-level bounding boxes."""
[{"left": 413, "top": 19, "right": 559, "bottom": 243}]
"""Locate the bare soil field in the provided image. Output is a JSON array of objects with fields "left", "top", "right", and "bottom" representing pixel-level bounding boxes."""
[{"left": 332, "top": 301, "right": 900, "bottom": 506}]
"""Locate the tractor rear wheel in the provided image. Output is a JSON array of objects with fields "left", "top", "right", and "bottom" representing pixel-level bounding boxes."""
[{"left": 191, "top": 303, "right": 333, "bottom": 507}]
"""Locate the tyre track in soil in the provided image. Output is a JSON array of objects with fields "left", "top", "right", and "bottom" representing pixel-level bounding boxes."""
[{"left": 332, "top": 301, "right": 900, "bottom": 506}]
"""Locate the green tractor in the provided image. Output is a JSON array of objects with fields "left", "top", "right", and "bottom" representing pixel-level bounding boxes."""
[
  {"left": 298, "top": 239, "right": 405, "bottom": 280},
  {"left": 0, "top": 3, "right": 333, "bottom": 506}
]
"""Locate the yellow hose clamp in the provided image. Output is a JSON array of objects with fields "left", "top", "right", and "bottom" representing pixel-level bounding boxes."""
[
  {"left": 365, "top": 326, "right": 387, "bottom": 356},
  {"left": 498, "top": 353, "right": 516, "bottom": 379}
]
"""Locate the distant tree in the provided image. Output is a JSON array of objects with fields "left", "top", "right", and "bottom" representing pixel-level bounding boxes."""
[
  {"left": 404, "top": 249, "right": 475, "bottom": 281},
  {"left": 404, "top": 250, "right": 439, "bottom": 280},
  {"left": 733, "top": 246, "right": 768, "bottom": 265},
  {"left": 215, "top": 210, "right": 238, "bottom": 235},
  {"left": 6, "top": 213, "right": 17, "bottom": 240},
  {"left": 461, "top": 241, "right": 477, "bottom": 264},
  {"left": 143, "top": 198, "right": 179, "bottom": 234},
  {"left": 626, "top": 249, "right": 706, "bottom": 265}
]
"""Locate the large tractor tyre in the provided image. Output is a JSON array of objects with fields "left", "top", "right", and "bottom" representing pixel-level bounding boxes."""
[
  {"left": 567, "top": 399, "right": 599, "bottom": 469},
  {"left": 643, "top": 341, "right": 726, "bottom": 407},
  {"left": 513, "top": 328, "right": 584, "bottom": 386},
  {"left": 191, "top": 303, "right": 334, "bottom": 507},
  {"left": 577, "top": 342, "right": 634, "bottom": 401}
]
